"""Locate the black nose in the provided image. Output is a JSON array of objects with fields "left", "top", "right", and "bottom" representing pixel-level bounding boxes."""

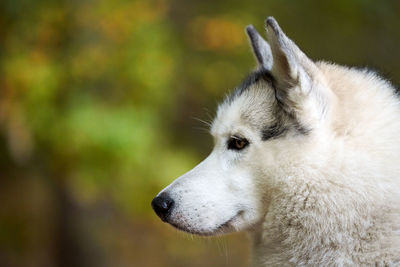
[{"left": 151, "top": 193, "right": 174, "bottom": 222}]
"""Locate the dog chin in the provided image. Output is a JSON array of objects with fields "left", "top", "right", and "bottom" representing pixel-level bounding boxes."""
[{"left": 168, "top": 210, "right": 244, "bottom": 236}]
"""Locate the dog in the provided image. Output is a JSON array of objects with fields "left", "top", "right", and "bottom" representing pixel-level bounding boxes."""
[{"left": 151, "top": 17, "right": 400, "bottom": 266}]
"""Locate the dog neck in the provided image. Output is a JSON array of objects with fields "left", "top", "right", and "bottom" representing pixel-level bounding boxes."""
[{"left": 247, "top": 170, "right": 400, "bottom": 266}]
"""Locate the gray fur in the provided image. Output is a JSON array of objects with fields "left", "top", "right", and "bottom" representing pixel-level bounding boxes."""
[{"left": 246, "top": 25, "right": 273, "bottom": 70}]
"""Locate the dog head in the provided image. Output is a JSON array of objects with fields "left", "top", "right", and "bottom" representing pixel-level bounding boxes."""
[{"left": 152, "top": 17, "right": 334, "bottom": 235}]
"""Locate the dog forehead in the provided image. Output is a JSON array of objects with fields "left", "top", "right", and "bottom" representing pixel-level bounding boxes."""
[{"left": 211, "top": 81, "right": 277, "bottom": 136}]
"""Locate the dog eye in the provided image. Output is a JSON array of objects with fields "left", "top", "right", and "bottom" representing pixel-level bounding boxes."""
[{"left": 227, "top": 136, "right": 249, "bottom": 150}]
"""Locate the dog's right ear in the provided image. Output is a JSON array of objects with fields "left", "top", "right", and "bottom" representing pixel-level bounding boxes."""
[
  {"left": 246, "top": 25, "right": 273, "bottom": 70},
  {"left": 263, "top": 17, "right": 332, "bottom": 129}
]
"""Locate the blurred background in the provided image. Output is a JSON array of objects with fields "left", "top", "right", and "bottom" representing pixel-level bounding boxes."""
[{"left": 0, "top": 0, "right": 399, "bottom": 266}]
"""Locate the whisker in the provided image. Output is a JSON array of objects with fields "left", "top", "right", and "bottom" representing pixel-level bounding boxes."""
[
  {"left": 203, "top": 108, "right": 215, "bottom": 123},
  {"left": 192, "top": 126, "right": 211, "bottom": 134},
  {"left": 191, "top": 116, "right": 212, "bottom": 127}
]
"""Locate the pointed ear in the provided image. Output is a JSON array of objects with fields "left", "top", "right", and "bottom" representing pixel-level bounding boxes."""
[
  {"left": 264, "top": 17, "right": 331, "bottom": 126},
  {"left": 246, "top": 25, "right": 273, "bottom": 70},
  {"left": 265, "top": 17, "right": 318, "bottom": 88},
  {"left": 265, "top": 17, "right": 323, "bottom": 98}
]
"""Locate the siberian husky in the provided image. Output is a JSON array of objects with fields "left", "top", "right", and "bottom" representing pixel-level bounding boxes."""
[{"left": 151, "top": 17, "right": 400, "bottom": 266}]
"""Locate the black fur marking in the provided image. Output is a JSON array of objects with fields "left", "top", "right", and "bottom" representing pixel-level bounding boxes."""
[
  {"left": 261, "top": 103, "right": 310, "bottom": 141},
  {"left": 261, "top": 122, "right": 288, "bottom": 141}
]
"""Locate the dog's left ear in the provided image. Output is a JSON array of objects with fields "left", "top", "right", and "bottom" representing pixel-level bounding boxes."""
[{"left": 246, "top": 25, "right": 273, "bottom": 70}]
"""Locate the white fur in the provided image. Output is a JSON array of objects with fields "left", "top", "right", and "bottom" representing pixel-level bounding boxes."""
[{"left": 154, "top": 18, "right": 400, "bottom": 266}]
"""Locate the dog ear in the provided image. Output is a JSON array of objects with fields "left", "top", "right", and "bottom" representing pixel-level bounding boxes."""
[
  {"left": 265, "top": 17, "right": 319, "bottom": 92},
  {"left": 246, "top": 25, "right": 273, "bottom": 70},
  {"left": 265, "top": 17, "right": 330, "bottom": 125}
]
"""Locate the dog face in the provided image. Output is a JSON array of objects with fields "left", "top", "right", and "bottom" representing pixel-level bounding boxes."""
[{"left": 152, "top": 17, "right": 333, "bottom": 235}]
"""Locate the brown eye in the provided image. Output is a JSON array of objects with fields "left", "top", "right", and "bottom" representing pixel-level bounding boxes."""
[{"left": 227, "top": 136, "right": 249, "bottom": 150}]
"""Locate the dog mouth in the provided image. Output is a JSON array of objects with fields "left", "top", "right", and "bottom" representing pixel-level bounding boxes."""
[{"left": 169, "top": 210, "right": 244, "bottom": 236}]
